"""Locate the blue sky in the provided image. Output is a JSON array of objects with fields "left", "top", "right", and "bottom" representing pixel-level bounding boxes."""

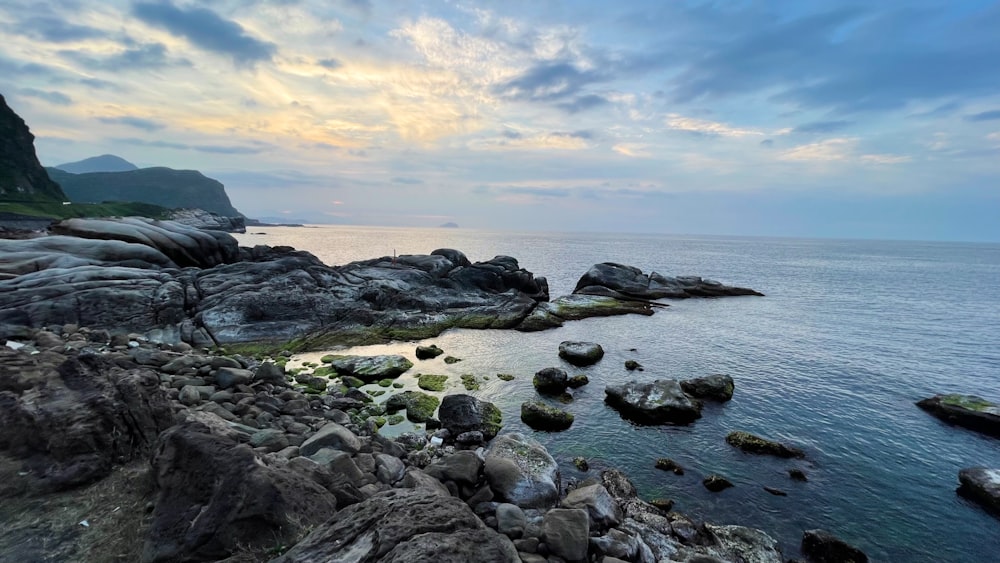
[{"left": 2, "top": 0, "right": 999, "bottom": 241}]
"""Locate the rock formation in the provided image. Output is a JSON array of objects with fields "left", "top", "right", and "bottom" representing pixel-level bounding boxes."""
[{"left": 0, "top": 94, "right": 66, "bottom": 202}]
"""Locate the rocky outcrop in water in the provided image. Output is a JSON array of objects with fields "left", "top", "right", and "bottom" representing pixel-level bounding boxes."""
[
  {"left": 917, "top": 393, "right": 1000, "bottom": 438},
  {"left": 957, "top": 467, "right": 1000, "bottom": 517},
  {"left": 605, "top": 379, "right": 703, "bottom": 424},
  {"left": 575, "top": 262, "right": 764, "bottom": 299}
]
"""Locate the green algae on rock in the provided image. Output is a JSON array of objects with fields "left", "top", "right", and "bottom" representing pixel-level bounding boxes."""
[
  {"left": 385, "top": 390, "right": 440, "bottom": 423},
  {"left": 725, "top": 431, "right": 805, "bottom": 458},
  {"left": 417, "top": 374, "right": 449, "bottom": 392}
]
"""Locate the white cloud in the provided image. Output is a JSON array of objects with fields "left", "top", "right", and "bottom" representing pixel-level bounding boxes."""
[
  {"left": 780, "top": 138, "right": 909, "bottom": 165},
  {"left": 612, "top": 143, "right": 650, "bottom": 157},
  {"left": 665, "top": 114, "right": 765, "bottom": 137}
]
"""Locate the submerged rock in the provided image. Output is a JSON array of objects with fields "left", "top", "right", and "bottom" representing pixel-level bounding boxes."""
[
  {"left": 558, "top": 341, "right": 605, "bottom": 367},
  {"left": 726, "top": 431, "right": 805, "bottom": 458},
  {"left": 958, "top": 467, "right": 1000, "bottom": 516},
  {"left": 604, "top": 379, "right": 702, "bottom": 424},
  {"left": 801, "top": 529, "right": 869, "bottom": 563},
  {"left": 520, "top": 400, "right": 574, "bottom": 431},
  {"left": 680, "top": 374, "right": 735, "bottom": 402},
  {"left": 917, "top": 393, "right": 1000, "bottom": 438}
]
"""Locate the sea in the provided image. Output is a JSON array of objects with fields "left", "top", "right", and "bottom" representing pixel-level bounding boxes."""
[{"left": 233, "top": 225, "right": 1000, "bottom": 562}]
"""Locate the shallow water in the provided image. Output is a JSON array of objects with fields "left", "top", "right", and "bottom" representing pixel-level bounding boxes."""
[{"left": 235, "top": 226, "right": 1000, "bottom": 562}]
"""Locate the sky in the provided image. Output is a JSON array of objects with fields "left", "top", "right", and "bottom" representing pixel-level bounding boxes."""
[{"left": 2, "top": 0, "right": 999, "bottom": 241}]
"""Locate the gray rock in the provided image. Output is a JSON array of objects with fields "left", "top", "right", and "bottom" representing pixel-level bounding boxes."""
[
  {"left": 310, "top": 448, "right": 367, "bottom": 486},
  {"left": 533, "top": 367, "right": 569, "bottom": 394},
  {"left": 400, "top": 467, "right": 452, "bottom": 496},
  {"left": 543, "top": 508, "right": 590, "bottom": 562},
  {"left": 680, "top": 374, "right": 735, "bottom": 402},
  {"left": 438, "top": 394, "right": 503, "bottom": 439},
  {"left": 375, "top": 453, "right": 406, "bottom": 485},
  {"left": 249, "top": 429, "right": 289, "bottom": 452},
  {"left": 801, "top": 529, "right": 869, "bottom": 563},
  {"left": 326, "top": 354, "right": 414, "bottom": 382},
  {"left": 561, "top": 484, "right": 622, "bottom": 532},
  {"left": 254, "top": 361, "right": 287, "bottom": 385},
  {"left": 521, "top": 400, "right": 574, "bottom": 431},
  {"left": 497, "top": 503, "right": 526, "bottom": 538},
  {"left": 214, "top": 366, "right": 252, "bottom": 389},
  {"left": 558, "top": 340, "right": 605, "bottom": 366},
  {"left": 485, "top": 433, "right": 560, "bottom": 509},
  {"left": 574, "top": 262, "right": 763, "bottom": 299},
  {"left": 917, "top": 394, "right": 1000, "bottom": 438},
  {"left": 178, "top": 384, "right": 201, "bottom": 406},
  {"left": 271, "top": 488, "right": 519, "bottom": 563},
  {"left": 299, "top": 422, "right": 361, "bottom": 456},
  {"left": 958, "top": 467, "right": 1000, "bottom": 516},
  {"left": 702, "top": 524, "right": 783, "bottom": 563},
  {"left": 604, "top": 379, "right": 702, "bottom": 424},
  {"left": 425, "top": 450, "right": 483, "bottom": 486}
]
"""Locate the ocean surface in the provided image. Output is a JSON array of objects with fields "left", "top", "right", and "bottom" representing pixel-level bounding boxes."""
[{"left": 233, "top": 225, "right": 1000, "bottom": 562}]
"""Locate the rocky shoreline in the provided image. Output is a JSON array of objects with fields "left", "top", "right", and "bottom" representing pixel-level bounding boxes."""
[{"left": 0, "top": 328, "right": 866, "bottom": 563}]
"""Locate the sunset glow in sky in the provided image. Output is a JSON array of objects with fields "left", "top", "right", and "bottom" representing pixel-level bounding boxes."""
[{"left": 2, "top": 1, "right": 999, "bottom": 240}]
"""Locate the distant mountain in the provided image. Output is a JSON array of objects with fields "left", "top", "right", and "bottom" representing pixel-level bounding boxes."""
[
  {"left": 55, "top": 154, "right": 138, "bottom": 174},
  {"left": 0, "top": 94, "right": 67, "bottom": 203},
  {"left": 48, "top": 167, "right": 244, "bottom": 217}
]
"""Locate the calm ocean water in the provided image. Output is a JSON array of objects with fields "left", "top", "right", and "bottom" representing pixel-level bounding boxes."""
[{"left": 234, "top": 226, "right": 1000, "bottom": 562}]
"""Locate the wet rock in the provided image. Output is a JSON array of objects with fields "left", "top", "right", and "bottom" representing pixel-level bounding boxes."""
[
  {"left": 703, "top": 524, "right": 783, "bottom": 563},
  {"left": 416, "top": 344, "right": 445, "bottom": 359},
  {"left": 516, "top": 294, "right": 654, "bottom": 331},
  {"left": 567, "top": 374, "right": 589, "bottom": 388},
  {"left": 655, "top": 458, "right": 684, "bottom": 475},
  {"left": 558, "top": 341, "right": 605, "bottom": 367},
  {"left": 143, "top": 420, "right": 336, "bottom": 563},
  {"left": 764, "top": 486, "right": 788, "bottom": 497},
  {"left": 917, "top": 394, "right": 1000, "bottom": 438},
  {"left": 801, "top": 529, "right": 869, "bottom": 563},
  {"left": 680, "top": 374, "right": 735, "bottom": 402},
  {"left": 521, "top": 400, "right": 574, "bottom": 431},
  {"left": 385, "top": 390, "right": 440, "bottom": 423},
  {"left": 533, "top": 367, "right": 569, "bottom": 395},
  {"left": 958, "top": 467, "right": 1000, "bottom": 516},
  {"left": 326, "top": 355, "right": 414, "bottom": 383},
  {"left": 726, "top": 431, "right": 805, "bottom": 458},
  {"left": 573, "top": 457, "right": 589, "bottom": 471},
  {"left": 703, "top": 475, "right": 734, "bottom": 492},
  {"left": 604, "top": 379, "right": 702, "bottom": 424},
  {"left": 485, "top": 433, "right": 560, "bottom": 509},
  {"left": 789, "top": 469, "right": 809, "bottom": 481},
  {"left": 624, "top": 360, "right": 642, "bottom": 371},
  {"left": 271, "top": 488, "right": 519, "bottom": 563},
  {"left": 438, "top": 394, "right": 503, "bottom": 440}
]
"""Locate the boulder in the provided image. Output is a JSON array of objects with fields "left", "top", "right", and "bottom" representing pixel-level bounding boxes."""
[
  {"left": 299, "top": 422, "right": 362, "bottom": 456},
  {"left": 680, "top": 374, "right": 735, "bottom": 402},
  {"left": 142, "top": 421, "right": 337, "bottom": 563},
  {"left": 0, "top": 348, "right": 173, "bottom": 492},
  {"left": 416, "top": 344, "right": 445, "bottom": 359},
  {"left": 520, "top": 400, "right": 574, "bottom": 431},
  {"left": 604, "top": 379, "right": 702, "bottom": 424},
  {"left": 702, "top": 524, "right": 783, "bottom": 563},
  {"left": 533, "top": 367, "right": 569, "bottom": 395},
  {"left": 703, "top": 475, "right": 734, "bottom": 492},
  {"left": 917, "top": 394, "right": 1000, "bottom": 438},
  {"left": 424, "top": 450, "right": 483, "bottom": 486},
  {"left": 484, "top": 433, "right": 560, "bottom": 508},
  {"left": 214, "top": 366, "right": 252, "bottom": 389},
  {"left": 326, "top": 355, "right": 414, "bottom": 382},
  {"left": 726, "top": 431, "right": 805, "bottom": 458},
  {"left": 801, "top": 529, "right": 869, "bottom": 563},
  {"left": 438, "top": 394, "right": 503, "bottom": 439},
  {"left": 558, "top": 341, "right": 605, "bottom": 367},
  {"left": 561, "top": 484, "right": 622, "bottom": 532},
  {"left": 543, "top": 508, "right": 590, "bottom": 562},
  {"left": 957, "top": 467, "right": 1000, "bottom": 516},
  {"left": 270, "top": 488, "right": 519, "bottom": 563},
  {"left": 385, "top": 390, "right": 440, "bottom": 423},
  {"left": 496, "top": 503, "right": 526, "bottom": 538}
]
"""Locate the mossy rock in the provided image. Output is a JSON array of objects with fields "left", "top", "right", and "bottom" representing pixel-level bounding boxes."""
[
  {"left": 625, "top": 360, "right": 643, "bottom": 371},
  {"left": 387, "top": 414, "right": 405, "bottom": 425},
  {"left": 725, "top": 431, "right": 805, "bottom": 458},
  {"left": 567, "top": 375, "right": 589, "bottom": 388},
  {"left": 415, "top": 344, "right": 445, "bottom": 360},
  {"left": 320, "top": 354, "right": 343, "bottom": 363},
  {"left": 461, "top": 374, "right": 480, "bottom": 391},
  {"left": 573, "top": 457, "right": 589, "bottom": 471},
  {"left": 368, "top": 389, "right": 386, "bottom": 397},
  {"left": 373, "top": 417, "right": 387, "bottom": 428},
  {"left": 443, "top": 356, "right": 462, "bottom": 364},
  {"left": 385, "top": 390, "right": 441, "bottom": 423},
  {"left": 497, "top": 373, "right": 515, "bottom": 381},
  {"left": 520, "top": 400, "right": 574, "bottom": 431},
  {"left": 341, "top": 376, "right": 365, "bottom": 388},
  {"left": 655, "top": 458, "right": 684, "bottom": 475},
  {"left": 312, "top": 366, "right": 336, "bottom": 378},
  {"left": 378, "top": 379, "right": 394, "bottom": 387},
  {"left": 418, "top": 374, "right": 449, "bottom": 392},
  {"left": 392, "top": 382, "right": 404, "bottom": 389}
]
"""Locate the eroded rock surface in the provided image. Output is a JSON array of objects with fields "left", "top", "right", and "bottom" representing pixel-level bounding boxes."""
[{"left": 575, "top": 262, "right": 763, "bottom": 299}]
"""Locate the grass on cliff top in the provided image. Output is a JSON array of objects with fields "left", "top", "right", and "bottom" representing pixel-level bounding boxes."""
[{"left": 0, "top": 200, "right": 172, "bottom": 220}]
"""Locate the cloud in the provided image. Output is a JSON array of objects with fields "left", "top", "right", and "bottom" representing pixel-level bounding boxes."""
[
  {"left": 760, "top": 139, "right": 775, "bottom": 148},
  {"left": 612, "top": 143, "right": 650, "bottom": 157},
  {"left": 317, "top": 58, "right": 342, "bottom": 70},
  {"left": 497, "top": 62, "right": 606, "bottom": 101},
  {"left": 132, "top": 1, "right": 277, "bottom": 65},
  {"left": 792, "top": 120, "right": 853, "bottom": 134},
  {"left": 470, "top": 130, "right": 593, "bottom": 151},
  {"left": 112, "top": 137, "right": 271, "bottom": 154},
  {"left": 665, "top": 114, "right": 764, "bottom": 137},
  {"left": 556, "top": 94, "right": 609, "bottom": 113},
  {"left": 13, "top": 15, "right": 105, "bottom": 42},
  {"left": 17, "top": 87, "right": 73, "bottom": 105},
  {"left": 780, "top": 137, "right": 909, "bottom": 164},
  {"left": 60, "top": 43, "right": 190, "bottom": 70},
  {"left": 98, "top": 116, "right": 165, "bottom": 131},
  {"left": 966, "top": 110, "right": 1000, "bottom": 122},
  {"left": 391, "top": 176, "right": 423, "bottom": 184}
]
